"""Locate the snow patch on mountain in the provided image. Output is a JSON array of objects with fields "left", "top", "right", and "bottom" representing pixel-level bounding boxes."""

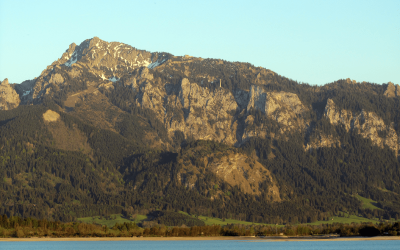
[
  {"left": 64, "top": 51, "right": 77, "bottom": 67},
  {"left": 109, "top": 76, "right": 119, "bottom": 82},
  {"left": 142, "top": 60, "right": 151, "bottom": 67},
  {"left": 148, "top": 59, "right": 166, "bottom": 69}
]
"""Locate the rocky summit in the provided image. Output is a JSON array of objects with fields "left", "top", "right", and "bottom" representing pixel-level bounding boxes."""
[
  {"left": 1, "top": 37, "right": 400, "bottom": 224},
  {"left": 0, "top": 78, "right": 20, "bottom": 110}
]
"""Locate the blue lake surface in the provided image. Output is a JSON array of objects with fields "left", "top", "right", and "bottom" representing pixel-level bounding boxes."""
[{"left": 0, "top": 239, "right": 398, "bottom": 250}]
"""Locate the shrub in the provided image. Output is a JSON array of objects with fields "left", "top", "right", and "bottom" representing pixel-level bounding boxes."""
[{"left": 359, "top": 226, "right": 380, "bottom": 237}]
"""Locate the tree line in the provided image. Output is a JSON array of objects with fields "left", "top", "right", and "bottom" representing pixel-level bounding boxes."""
[{"left": 0, "top": 214, "right": 399, "bottom": 238}]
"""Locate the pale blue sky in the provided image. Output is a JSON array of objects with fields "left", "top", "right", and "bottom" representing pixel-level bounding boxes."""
[{"left": 0, "top": 0, "right": 399, "bottom": 86}]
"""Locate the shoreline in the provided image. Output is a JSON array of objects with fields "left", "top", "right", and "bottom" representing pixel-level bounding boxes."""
[{"left": 1, "top": 236, "right": 400, "bottom": 242}]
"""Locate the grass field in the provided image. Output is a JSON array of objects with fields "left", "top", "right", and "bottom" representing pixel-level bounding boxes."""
[
  {"left": 355, "top": 195, "right": 383, "bottom": 210},
  {"left": 78, "top": 210, "right": 381, "bottom": 228},
  {"left": 198, "top": 215, "right": 265, "bottom": 226},
  {"left": 77, "top": 214, "right": 147, "bottom": 228},
  {"left": 180, "top": 211, "right": 381, "bottom": 226},
  {"left": 178, "top": 211, "right": 278, "bottom": 226},
  {"left": 306, "top": 213, "right": 379, "bottom": 226}
]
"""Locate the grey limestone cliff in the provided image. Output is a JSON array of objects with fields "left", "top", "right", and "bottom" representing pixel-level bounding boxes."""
[
  {"left": 242, "top": 85, "right": 308, "bottom": 142},
  {"left": 323, "top": 98, "right": 398, "bottom": 154},
  {"left": 0, "top": 79, "right": 20, "bottom": 110},
  {"left": 384, "top": 82, "right": 400, "bottom": 98}
]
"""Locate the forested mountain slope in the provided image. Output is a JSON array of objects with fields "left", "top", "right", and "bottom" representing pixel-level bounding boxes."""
[{"left": 0, "top": 37, "right": 399, "bottom": 223}]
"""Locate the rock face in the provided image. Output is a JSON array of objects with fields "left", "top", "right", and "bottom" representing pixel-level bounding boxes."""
[
  {"left": 42, "top": 109, "right": 60, "bottom": 122},
  {"left": 127, "top": 70, "right": 307, "bottom": 145},
  {"left": 324, "top": 99, "right": 351, "bottom": 130},
  {"left": 384, "top": 82, "right": 400, "bottom": 98},
  {"left": 324, "top": 98, "right": 398, "bottom": 154},
  {"left": 0, "top": 79, "right": 20, "bottom": 110},
  {"left": 148, "top": 79, "right": 400, "bottom": 155},
  {"left": 171, "top": 79, "right": 238, "bottom": 144},
  {"left": 177, "top": 149, "right": 281, "bottom": 202},
  {"left": 49, "top": 73, "right": 64, "bottom": 85},
  {"left": 305, "top": 134, "right": 341, "bottom": 152},
  {"left": 206, "top": 153, "right": 281, "bottom": 201},
  {"left": 14, "top": 79, "right": 36, "bottom": 103},
  {"left": 247, "top": 86, "right": 306, "bottom": 116},
  {"left": 242, "top": 86, "right": 307, "bottom": 142},
  {"left": 132, "top": 75, "right": 239, "bottom": 144}
]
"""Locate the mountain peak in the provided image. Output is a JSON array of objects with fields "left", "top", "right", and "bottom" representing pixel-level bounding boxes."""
[
  {"left": 59, "top": 37, "right": 169, "bottom": 73},
  {"left": 14, "top": 38, "right": 172, "bottom": 101},
  {"left": 0, "top": 78, "right": 9, "bottom": 85},
  {"left": 0, "top": 78, "right": 20, "bottom": 110}
]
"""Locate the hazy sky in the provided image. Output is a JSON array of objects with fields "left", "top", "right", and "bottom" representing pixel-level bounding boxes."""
[{"left": 0, "top": 0, "right": 399, "bottom": 85}]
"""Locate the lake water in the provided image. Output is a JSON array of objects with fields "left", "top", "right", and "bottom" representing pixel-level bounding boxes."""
[{"left": 0, "top": 239, "right": 398, "bottom": 250}]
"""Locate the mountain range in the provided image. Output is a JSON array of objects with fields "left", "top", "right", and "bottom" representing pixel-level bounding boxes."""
[{"left": 0, "top": 37, "right": 399, "bottom": 224}]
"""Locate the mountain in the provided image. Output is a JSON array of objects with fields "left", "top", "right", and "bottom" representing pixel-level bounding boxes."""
[{"left": 1, "top": 37, "right": 400, "bottom": 223}]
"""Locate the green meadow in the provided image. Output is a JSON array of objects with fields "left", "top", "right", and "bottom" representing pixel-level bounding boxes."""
[
  {"left": 78, "top": 209, "right": 382, "bottom": 228},
  {"left": 306, "top": 213, "right": 379, "bottom": 226},
  {"left": 77, "top": 214, "right": 147, "bottom": 228},
  {"left": 355, "top": 195, "right": 383, "bottom": 210}
]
